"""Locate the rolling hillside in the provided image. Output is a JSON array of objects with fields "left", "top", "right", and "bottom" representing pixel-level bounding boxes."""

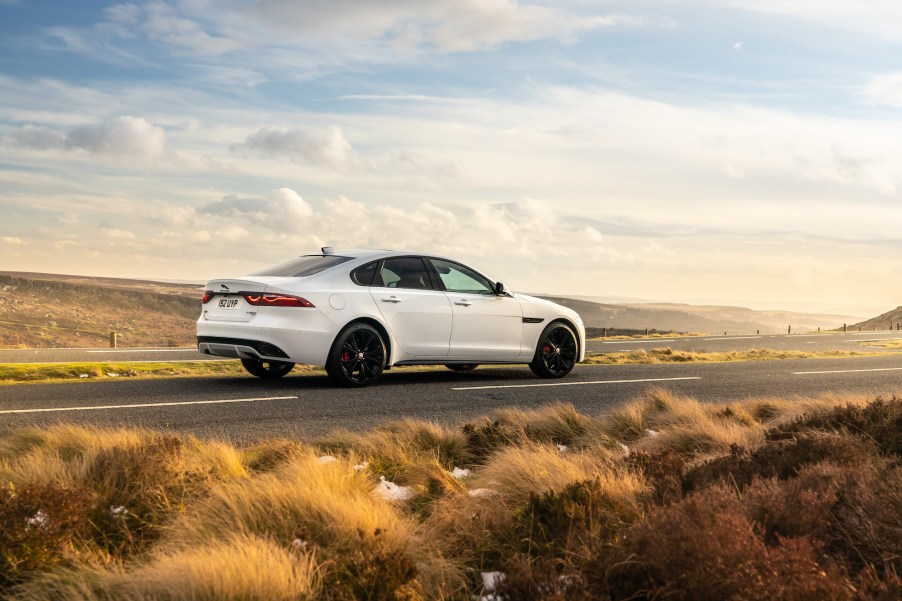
[
  {"left": 0, "top": 271, "right": 867, "bottom": 349},
  {"left": 541, "top": 297, "right": 859, "bottom": 335},
  {"left": 0, "top": 272, "right": 201, "bottom": 348},
  {"left": 852, "top": 306, "right": 902, "bottom": 331}
]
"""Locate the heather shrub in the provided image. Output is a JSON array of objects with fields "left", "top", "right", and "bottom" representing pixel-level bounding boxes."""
[
  {"left": 602, "top": 486, "right": 852, "bottom": 601},
  {"left": 0, "top": 482, "right": 92, "bottom": 589},
  {"left": 684, "top": 431, "right": 875, "bottom": 492},
  {"left": 512, "top": 477, "right": 642, "bottom": 562},
  {"left": 770, "top": 396, "right": 902, "bottom": 457}
]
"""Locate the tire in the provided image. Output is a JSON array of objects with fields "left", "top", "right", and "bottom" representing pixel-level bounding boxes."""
[
  {"left": 326, "top": 323, "right": 387, "bottom": 387},
  {"left": 240, "top": 358, "right": 295, "bottom": 379},
  {"left": 529, "top": 322, "right": 578, "bottom": 378},
  {"left": 445, "top": 364, "right": 479, "bottom": 372}
]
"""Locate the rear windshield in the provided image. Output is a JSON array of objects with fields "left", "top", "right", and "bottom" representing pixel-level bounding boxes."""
[{"left": 251, "top": 255, "right": 352, "bottom": 277}]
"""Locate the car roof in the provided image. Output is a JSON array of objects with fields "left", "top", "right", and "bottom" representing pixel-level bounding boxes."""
[{"left": 314, "top": 249, "right": 460, "bottom": 262}]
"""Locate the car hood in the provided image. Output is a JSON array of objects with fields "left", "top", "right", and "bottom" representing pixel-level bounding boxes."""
[{"left": 514, "top": 293, "right": 583, "bottom": 322}]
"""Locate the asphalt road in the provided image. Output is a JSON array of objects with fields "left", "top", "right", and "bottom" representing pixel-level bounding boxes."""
[
  {"left": 587, "top": 330, "right": 902, "bottom": 354},
  {"left": 2, "top": 330, "right": 901, "bottom": 364},
  {"left": 2, "top": 355, "right": 901, "bottom": 441}
]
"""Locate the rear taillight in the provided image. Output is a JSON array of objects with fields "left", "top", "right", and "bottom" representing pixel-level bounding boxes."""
[
  {"left": 242, "top": 293, "right": 315, "bottom": 308},
  {"left": 202, "top": 291, "right": 213, "bottom": 304}
]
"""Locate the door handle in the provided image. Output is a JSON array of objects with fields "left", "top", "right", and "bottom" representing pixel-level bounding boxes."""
[
  {"left": 381, "top": 297, "right": 402, "bottom": 303},
  {"left": 454, "top": 300, "right": 471, "bottom": 307}
]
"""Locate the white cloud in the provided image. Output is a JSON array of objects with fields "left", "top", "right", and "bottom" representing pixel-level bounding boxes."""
[
  {"left": 231, "top": 126, "right": 359, "bottom": 171},
  {"left": 198, "top": 188, "right": 313, "bottom": 232},
  {"left": 1, "top": 236, "right": 25, "bottom": 245},
  {"left": 732, "top": 41, "right": 742, "bottom": 50},
  {"left": 798, "top": 151, "right": 896, "bottom": 195},
  {"left": 862, "top": 72, "right": 902, "bottom": 108},
  {"left": 249, "top": 0, "right": 633, "bottom": 53},
  {"left": 102, "top": 228, "right": 136, "bottom": 239},
  {"left": 67, "top": 116, "right": 166, "bottom": 159},
  {"left": 9, "top": 125, "right": 67, "bottom": 150},
  {"left": 9, "top": 116, "right": 167, "bottom": 161},
  {"left": 102, "top": 2, "right": 241, "bottom": 56}
]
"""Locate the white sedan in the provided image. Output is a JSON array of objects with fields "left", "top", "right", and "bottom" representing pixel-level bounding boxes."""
[{"left": 197, "top": 249, "right": 585, "bottom": 386}]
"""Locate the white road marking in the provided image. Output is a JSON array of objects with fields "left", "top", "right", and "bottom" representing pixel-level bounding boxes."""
[
  {"left": 452, "top": 376, "right": 701, "bottom": 391},
  {"left": 792, "top": 367, "right": 902, "bottom": 375},
  {"left": 704, "top": 336, "right": 762, "bottom": 341},
  {"left": 600, "top": 339, "right": 674, "bottom": 344},
  {"left": 86, "top": 349, "right": 200, "bottom": 353},
  {"left": 0, "top": 396, "right": 298, "bottom": 415}
]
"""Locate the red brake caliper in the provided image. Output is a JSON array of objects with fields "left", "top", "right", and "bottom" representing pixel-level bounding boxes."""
[
  {"left": 543, "top": 344, "right": 551, "bottom": 354},
  {"left": 342, "top": 351, "right": 351, "bottom": 361}
]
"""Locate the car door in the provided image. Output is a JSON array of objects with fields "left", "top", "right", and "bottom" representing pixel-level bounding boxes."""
[
  {"left": 370, "top": 256, "right": 452, "bottom": 357},
  {"left": 427, "top": 258, "right": 523, "bottom": 360}
]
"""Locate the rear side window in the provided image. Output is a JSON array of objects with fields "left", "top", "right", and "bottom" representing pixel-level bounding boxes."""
[
  {"left": 376, "top": 257, "right": 433, "bottom": 290},
  {"left": 252, "top": 255, "right": 352, "bottom": 277},
  {"left": 350, "top": 261, "right": 378, "bottom": 286}
]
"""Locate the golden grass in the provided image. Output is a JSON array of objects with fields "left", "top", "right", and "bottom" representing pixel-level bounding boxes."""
[
  {"left": 583, "top": 347, "right": 882, "bottom": 365},
  {"left": 861, "top": 339, "right": 902, "bottom": 349},
  {"left": 589, "top": 332, "right": 708, "bottom": 340},
  {"left": 601, "top": 387, "right": 872, "bottom": 460},
  {"left": 2, "top": 391, "right": 887, "bottom": 600},
  {"left": 0, "top": 361, "right": 252, "bottom": 385},
  {"left": 471, "top": 442, "right": 642, "bottom": 507},
  {"left": 10, "top": 535, "right": 321, "bottom": 601}
]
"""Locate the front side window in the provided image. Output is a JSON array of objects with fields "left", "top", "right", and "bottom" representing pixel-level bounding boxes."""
[
  {"left": 376, "top": 257, "right": 433, "bottom": 290},
  {"left": 252, "top": 255, "right": 352, "bottom": 277},
  {"left": 428, "top": 259, "right": 493, "bottom": 294}
]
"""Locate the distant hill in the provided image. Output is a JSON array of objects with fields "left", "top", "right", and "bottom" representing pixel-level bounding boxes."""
[
  {"left": 851, "top": 307, "right": 902, "bottom": 332},
  {"left": 541, "top": 297, "right": 860, "bottom": 336},
  {"left": 0, "top": 271, "right": 869, "bottom": 349},
  {"left": 0, "top": 272, "right": 201, "bottom": 348}
]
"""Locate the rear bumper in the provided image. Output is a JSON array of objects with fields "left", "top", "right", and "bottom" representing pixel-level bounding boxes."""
[
  {"left": 196, "top": 310, "right": 339, "bottom": 366},
  {"left": 197, "top": 336, "right": 291, "bottom": 362}
]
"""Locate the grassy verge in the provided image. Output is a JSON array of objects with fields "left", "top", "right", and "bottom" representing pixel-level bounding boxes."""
[
  {"left": 584, "top": 347, "right": 884, "bottom": 365},
  {"left": 861, "top": 339, "right": 902, "bottom": 349},
  {"left": 1, "top": 347, "right": 891, "bottom": 385},
  {"left": 0, "top": 361, "right": 317, "bottom": 385},
  {"left": 589, "top": 332, "right": 707, "bottom": 341},
  {"left": 2, "top": 391, "right": 901, "bottom": 599}
]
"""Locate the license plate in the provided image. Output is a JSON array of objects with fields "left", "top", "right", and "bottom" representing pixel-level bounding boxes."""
[{"left": 217, "top": 297, "right": 240, "bottom": 309}]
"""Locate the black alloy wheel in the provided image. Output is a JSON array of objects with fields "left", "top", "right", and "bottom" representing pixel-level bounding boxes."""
[
  {"left": 326, "top": 323, "right": 387, "bottom": 387},
  {"left": 445, "top": 364, "right": 479, "bottom": 372},
  {"left": 240, "top": 358, "right": 295, "bottom": 379},
  {"left": 529, "top": 322, "right": 578, "bottom": 378}
]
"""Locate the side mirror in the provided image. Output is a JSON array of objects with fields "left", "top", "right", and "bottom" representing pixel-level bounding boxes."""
[{"left": 493, "top": 281, "right": 505, "bottom": 295}]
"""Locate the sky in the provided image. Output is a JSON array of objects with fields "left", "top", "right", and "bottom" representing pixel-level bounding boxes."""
[{"left": 1, "top": 0, "right": 901, "bottom": 316}]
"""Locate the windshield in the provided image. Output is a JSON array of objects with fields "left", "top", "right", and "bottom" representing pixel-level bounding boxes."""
[{"left": 251, "top": 255, "right": 352, "bottom": 277}]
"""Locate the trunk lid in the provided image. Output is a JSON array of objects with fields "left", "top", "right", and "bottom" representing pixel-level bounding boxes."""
[{"left": 202, "top": 278, "right": 269, "bottom": 323}]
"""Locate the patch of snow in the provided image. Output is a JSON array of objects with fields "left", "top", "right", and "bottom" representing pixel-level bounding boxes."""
[
  {"left": 79, "top": 373, "right": 90, "bottom": 378},
  {"left": 374, "top": 476, "right": 413, "bottom": 501},
  {"left": 25, "top": 510, "right": 49, "bottom": 529},
  {"left": 451, "top": 467, "right": 471, "bottom": 479},
  {"left": 468, "top": 488, "right": 499, "bottom": 498},
  {"left": 318, "top": 455, "right": 338, "bottom": 464},
  {"left": 618, "top": 442, "right": 630, "bottom": 457},
  {"left": 291, "top": 538, "right": 308, "bottom": 551},
  {"left": 353, "top": 461, "right": 369, "bottom": 471},
  {"left": 645, "top": 429, "right": 660, "bottom": 437},
  {"left": 109, "top": 505, "right": 128, "bottom": 519},
  {"left": 482, "top": 572, "right": 505, "bottom": 599},
  {"left": 556, "top": 443, "right": 569, "bottom": 452},
  {"left": 106, "top": 372, "right": 119, "bottom": 378}
]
